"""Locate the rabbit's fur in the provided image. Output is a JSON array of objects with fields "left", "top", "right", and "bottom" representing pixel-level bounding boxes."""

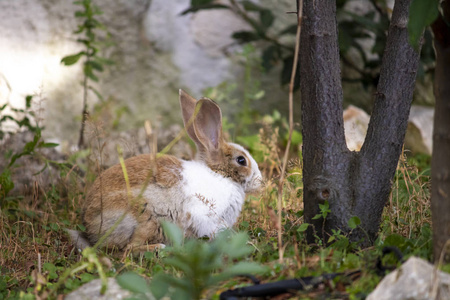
[{"left": 69, "top": 90, "right": 262, "bottom": 253}]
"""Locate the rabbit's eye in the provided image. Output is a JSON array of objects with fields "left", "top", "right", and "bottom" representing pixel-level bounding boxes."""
[{"left": 236, "top": 156, "right": 247, "bottom": 166}]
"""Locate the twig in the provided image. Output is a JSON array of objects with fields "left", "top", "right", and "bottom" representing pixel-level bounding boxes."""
[
  {"left": 431, "top": 239, "right": 450, "bottom": 299},
  {"left": 277, "top": 0, "right": 303, "bottom": 264}
]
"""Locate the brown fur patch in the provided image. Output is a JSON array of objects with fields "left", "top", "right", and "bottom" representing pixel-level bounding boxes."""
[
  {"left": 83, "top": 154, "right": 182, "bottom": 222},
  {"left": 208, "top": 143, "right": 252, "bottom": 184}
]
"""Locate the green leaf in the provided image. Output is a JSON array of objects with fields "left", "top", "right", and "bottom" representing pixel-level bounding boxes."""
[
  {"left": 408, "top": 0, "right": 439, "bottom": 50},
  {"left": 224, "top": 262, "right": 267, "bottom": 276},
  {"left": 260, "top": 10, "right": 274, "bottom": 30},
  {"left": 242, "top": 1, "right": 265, "bottom": 11},
  {"left": 348, "top": 216, "right": 361, "bottom": 229},
  {"left": 149, "top": 274, "right": 170, "bottom": 299},
  {"left": 383, "top": 234, "right": 406, "bottom": 248},
  {"left": 180, "top": 4, "right": 229, "bottom": 15},
  {"left": 75, "top": 11, "right": 86, "bottom": 17},
  {"left": 0, "top": 169, "right": 14, "bottom": 198},
  {"left": 220, "top": 232, "right": 253, "bottom": 259},
  {"left": 25, "top": 95, "right": 33, "bottom": 108},
  {"left": 280, "top": 24, "right": 297, "bottom": 35},
  {"left": 232, "top": 31, "right": 261, "bottom": 43},
  {"left": 297, "top": 223, "right": 309, "bottom": 232},
  {"left": 61, "top": 52, "right": 85, "bottom": 66},
  {"left": 312, "top": 214, "right": 322, "bottom": 220},
  {"left": 192, "top": 0, "right": 214, "bottom": 5},
  {"left": 84, "top": 64, "right": 99, "bottom": 82},
  {"left": 38, "top": 142, "right": 59, "bottom": 148},
  {"left": 87, "top": 60, "right": 104, "bottom": 72},
  {"left": 43, "top": 262, "right": 56, "bottom": 273},
  {"left": 79, "top": 273, "right": 96, "bottom": 283},
  {"left": 117, "top": 272, "right": 151, "bottom": 294},
  {"left": 161, "top": 221, "right": 183, "bottom": 247},
  {"left": 261, "top": 45, "right": 280, "bottom": 71}
]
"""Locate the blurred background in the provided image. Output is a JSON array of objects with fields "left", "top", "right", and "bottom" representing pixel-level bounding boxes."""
[{"left": 0, "top": 0, "right": 435, "bottom": 156}]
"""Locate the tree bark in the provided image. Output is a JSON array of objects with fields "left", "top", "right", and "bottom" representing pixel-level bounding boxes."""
[
  {"left": 299, "top": 0, "right": 422, "bottom": 245},
  {"left": 431, "top": 0, "right": 450, "bottom": 264}
]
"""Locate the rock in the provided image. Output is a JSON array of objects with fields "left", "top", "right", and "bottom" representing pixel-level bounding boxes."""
[
  {"left": 0, "top": 0, "right": 299, "bottom": 147},
  {"left": 343, "top": 105, "right": 370, "bottom": 151},
  {"left": 404, "top": 106, "right": 434, "bottom": 155},
  {"left": 342, "top": 105, "right": 434, "bottom": 154},
  {"left": 367, "top": 256, "right": 450, "bottom": 300},
  {"left": 65, "top": 278, "right": 131, "bottom": 300}
]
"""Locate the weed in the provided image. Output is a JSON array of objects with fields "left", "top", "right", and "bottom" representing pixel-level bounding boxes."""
[
  {"left": 117, "top": 222, "right": 267, "bottom": 300},
  {"left": 61, "top": 0, "right": 113, "bottom": 148},
  {"left": 0, "top": 96, "right": 437, "bottom": 300},
  {"left": 0, "top": 96, "right": 59, "bottom": 202}
]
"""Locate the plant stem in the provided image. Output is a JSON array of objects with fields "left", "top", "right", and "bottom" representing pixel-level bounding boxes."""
[
  {"left": 277, "top": 0, "right": 303, "bottom": 263},
  {"left": 78, "top": 49, "right": 90, "bottom": 149}
]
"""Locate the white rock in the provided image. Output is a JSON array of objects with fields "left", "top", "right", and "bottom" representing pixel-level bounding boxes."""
[
  {"left": 342, "top": 105, "right": 434, "bottom": 154},
  {"left": 404, "top": 106, "right": 434, "bottom": 155},
  {"left": 367, "top": 257, "right": 450, "bottom": 300},
  {"left": 343, "top": 105, "right": 370, "bottom": 151},
  {"left": 65, "top": 278, "right": 131, "bottom": 300}
]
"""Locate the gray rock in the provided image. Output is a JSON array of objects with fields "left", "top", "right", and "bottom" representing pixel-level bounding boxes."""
[
  {"left": 65, "top": 278, "right": 132, "bottom": 300},
  {"left": 342, "top": 105, "right": 434, "bottom": 155},
  {"left": 0, "top": 0, "right": 299, "bottom": 148},
  {"left": 367, "top": 257, "right": 450, "bottom": 300},
  {"left": 404, "top": 106, "right": 434, "bottom": 155}
]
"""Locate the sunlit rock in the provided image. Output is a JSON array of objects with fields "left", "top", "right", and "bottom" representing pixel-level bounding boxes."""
[
  {"left": 65, "top": 278, "right": 131, "bottom": 300},
  {"left": 367, "top": 256, "right": 450, "bottom": 300},
  {"left": 404, "top": 105, "right": 434, "bottom": 155},
  {"left": 343, "top": 105, "right": 370, "bottom": 151}
]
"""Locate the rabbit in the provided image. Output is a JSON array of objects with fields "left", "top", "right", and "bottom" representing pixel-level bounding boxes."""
[{"left": 68, "top": 89, "right": 262, "bottom": 253}]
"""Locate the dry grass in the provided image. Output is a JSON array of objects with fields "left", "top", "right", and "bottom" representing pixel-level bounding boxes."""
[{"left": 0, "top": 117, "right": 433, "bottom": 298}]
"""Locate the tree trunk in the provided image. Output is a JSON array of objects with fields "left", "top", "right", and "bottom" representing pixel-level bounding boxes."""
[
  {"left": 299, "top": 0, "right": 422, "bottom": 245},
  {"left": 431, "top": 0, "right": 450, "bottom": 264}
]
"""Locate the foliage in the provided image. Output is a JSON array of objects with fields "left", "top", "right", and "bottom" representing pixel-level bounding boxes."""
[
  {"left": 61, "top": 0, "right": 111, "bottom": 82},
  {"left": 61, "top": 0, "right": 113, "bottom": 146},
  {"left": 408, "top": 0, "right": 440, "bottom": 50},
  {"left": 183, "top": 0, "right": 436, "bottom": 93},
  {"left": 204, "top": 44, "right": 265, "bottom": 137},
  {"left": 0, "top": 118, "right": 436, "bottom": 299},
  {"left": 0, "top": 1, "right": 441, "bottom": 299},
  {"left": 117, "top": 222, "right": 267, "bottom": 300},
  {"left": 0, "top": 96, "right": 58, "bottom": 202},
  {"left": 0, "top": 96, "right": 38, "bottom": 139}
]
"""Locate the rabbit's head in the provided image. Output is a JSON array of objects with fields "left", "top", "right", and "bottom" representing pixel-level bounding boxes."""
[{"left": 179, "top": 89, "right": 262, "bottom": 193}]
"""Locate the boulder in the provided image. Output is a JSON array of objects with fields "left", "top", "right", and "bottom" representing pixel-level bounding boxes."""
[
  {"left": 367, "top": 256, "right": 450, "bottom": 300},
  {"left": 65, "top": 278, "right": 131, "bottom": 300},
  {"left": 404, "top": 105, "right": 434, "bottom": 155},
  {"left": 343, "top": 105, "right": 370, "bottom": 151},
  {"left": 343, "top": 105, "right": 434, "bottom": 155}
]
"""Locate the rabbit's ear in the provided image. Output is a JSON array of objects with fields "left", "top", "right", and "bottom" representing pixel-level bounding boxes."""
[
  {"left": 193, "top": 98, "right": 223, "bottom": 153},
  {"left": 179, "top": 89, "right": 202, "bottom": 147}
]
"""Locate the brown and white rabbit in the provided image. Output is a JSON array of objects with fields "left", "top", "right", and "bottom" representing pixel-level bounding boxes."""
[{"left": 69, "top": 90, "right": 262, "bottom": 253}]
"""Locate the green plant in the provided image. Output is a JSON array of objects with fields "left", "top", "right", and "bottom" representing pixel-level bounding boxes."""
[
  {"left": 183, "top": 0, "right": 435, "bottom": 98},
  {"left": 117, "top": 222, "right": 267, "bottom": 300},
  {"left": 61, "top": 0, "right": 113, "bottom": 148},
  {"left": 0, "top": 96, "right": 58, "bottom": 202},
  {"left": 0, "top": 96, "right": 37, "bottom": 140},
  {"left": 204, "top": 44, "right": 265, "bottom": 138}
]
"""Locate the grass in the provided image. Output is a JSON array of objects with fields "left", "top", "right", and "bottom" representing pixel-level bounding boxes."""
[{"left": 0, "top": 120, "right": 435, "bottom": 299}]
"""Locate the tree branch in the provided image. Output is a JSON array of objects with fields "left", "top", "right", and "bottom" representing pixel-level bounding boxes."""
[{"left": 361, "top": 0, "right": 421, "bottom": 167}]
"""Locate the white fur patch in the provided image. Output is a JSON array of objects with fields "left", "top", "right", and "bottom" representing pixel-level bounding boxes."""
[
  {"left": 181, "top": 160, "right": 245, "bottom": 237},
  {"left": 229, "top": 143, "right": 263, "bottom": 192}
]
